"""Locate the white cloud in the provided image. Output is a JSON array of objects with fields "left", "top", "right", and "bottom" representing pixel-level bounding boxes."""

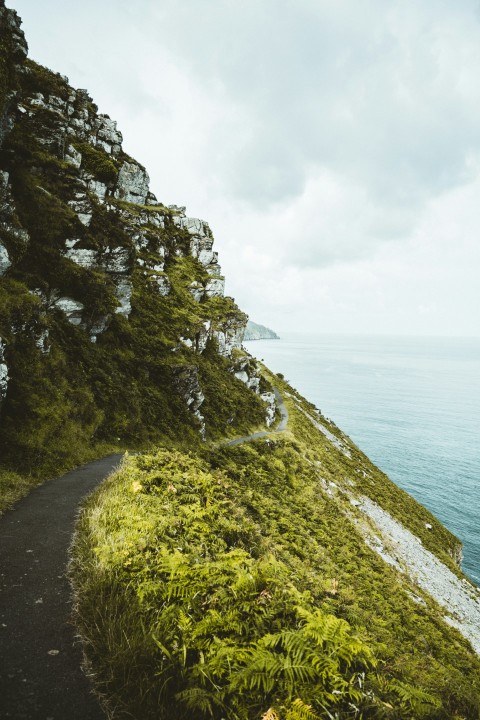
[{"left": 12, "top": 0, "right": 480, "bottom": 335}]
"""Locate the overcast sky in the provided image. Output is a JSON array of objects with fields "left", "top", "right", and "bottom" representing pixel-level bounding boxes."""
[{"left": 11, "top": 0, "right": 480, "bottom": 336}]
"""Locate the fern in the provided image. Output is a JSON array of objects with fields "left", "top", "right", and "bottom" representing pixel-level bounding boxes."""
[
  {"left": 389, "top": 679, "right": 440, "bottom": 716},
  {"left": 285, "top": 698, "right": 321, "bottom": 720}
]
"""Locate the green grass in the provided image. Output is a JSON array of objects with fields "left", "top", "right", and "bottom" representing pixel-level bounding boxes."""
[
  {"left": 0, "top": 442, "right": 120, "bottom": 515},
  {"left": 71, "top": 377, "right": 480, "bottom": 719}
]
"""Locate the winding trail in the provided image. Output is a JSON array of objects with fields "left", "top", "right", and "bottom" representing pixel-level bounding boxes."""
[
  {"left": 0, "top": 389, "right": 288, "bottom": 719},
  {"left": 0, "top": 454, "right": 123, "bottom": 720},
  {"left": 223, "top": 387, "right": 288, "bottom": 447}
]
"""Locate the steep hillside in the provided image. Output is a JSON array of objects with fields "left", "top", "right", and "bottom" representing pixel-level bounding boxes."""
[
  {"left": 2, "top": 4, "right": 480, "bottom": 719},
  {"left": 0, "top": 1, "right": 271, "bottom": 491}
]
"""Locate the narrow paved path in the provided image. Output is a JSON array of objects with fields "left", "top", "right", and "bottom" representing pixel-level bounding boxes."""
[
  {"left": 223, "top": 387, "right": 288, "bottom": 447},
  {"left": 0, "top": 453, "right": 123, "bottom": 720},
  {"left": 0, "top": 390, "right": 287, "bottom": 719}
]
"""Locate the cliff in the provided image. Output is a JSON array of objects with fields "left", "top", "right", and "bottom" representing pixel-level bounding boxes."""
[
  {"left": 244, "top": 320, "right": 280, "bottom": 341},
  {"left": 0, "top": 1, "right": 270, "bottom": 477},
  {"left": 1, "top": 4, "right": 480, "bottom": 719}
]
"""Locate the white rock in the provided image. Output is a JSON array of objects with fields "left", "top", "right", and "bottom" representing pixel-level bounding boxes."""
[
  {"left": 86, "top": 177, "right": 107, "bottom": 203},
  {"left": 168, "top": 205, "right": 186, "bottom": 215},
  {"left": 173, "top": 216, "right": 209, "bottom": 236},
  {"left": 54, "top": 297, "right": 84, "bottom": 325},
  {"left": 213, "top": 325, "right": 245, "bottom": 357},
  {"left": 65, "top": 248, "right": 97, "bottom": 268},
  {"left": 0, "top": 244, "right": 11, "bottom": 275},
  {"left": 195, "top": 321, "right": 211, "bottom": 353},
  {"left": 205, "top": 276, "right": 225, "bottom": 298},
  {"left": 152, "top": 275, "right": 171, "bottom": 296},
  {"left": 68, "top": 193, "right": 92, "bottom": 227},
  {"left": 260, "top": 391, "right": 276, "bottom": 427},
  {"left": 95, "top": 115, "right": 123, "bottom": 153},
  {"left": 190, "top": 236, "right": 215, "bottom": 266},
  {"left": 35, "top": 329, "right": 50, "bottom": 354},
  {"left": 102, "top": 247, "right": 130, "bottom": 273},
  {"left": 29, "top": 93, "right": 46, "bottom": 108},
  {"left": 0, "top": 339, "right": 8, "bottom": 403},
  {"left": 115, "top": 279, "right": 132, "bottom": 316},
  {"left": 48, "top": 95, "right": 66, "bottom": 112},
  {"left": 235, "top": 370, "right": 249, "bottom": 384},
  {"left": 148, "top": 213, "right": 165, "bottom": 229},
  {"left": 114, "top": 161, "right": 149, "bottom": 204},
  {"left": 188, "top": 282, "right": 204, "bottom": 302},
  {"left": 65, "top": 144, "right": 82, "bottom": 169},
  {"left": 133, "top": 232, "right": 149, "bottom": 251}
]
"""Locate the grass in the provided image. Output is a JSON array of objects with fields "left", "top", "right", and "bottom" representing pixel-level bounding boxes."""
[
  {"left": 71, "top": 375, "right": 480, "bottom": 720},
  {"left": 0, "top": 442, "right": 121, "bottom": 515}
]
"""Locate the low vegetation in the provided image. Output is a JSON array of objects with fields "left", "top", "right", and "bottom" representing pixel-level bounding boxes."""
[{"left": 71, "top": 380, "right": 480, "bottom": 719}]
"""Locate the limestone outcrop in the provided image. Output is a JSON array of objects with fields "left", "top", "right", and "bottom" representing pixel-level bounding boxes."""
[{"left": 0, "top": 3, "right": 270, "bottom": 446}]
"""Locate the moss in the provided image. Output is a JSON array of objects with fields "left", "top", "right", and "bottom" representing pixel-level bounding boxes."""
[
  {"left": 72, "top": 141, "right": 119, "bottom": 185},
  {"left": 21, "top": 59, "right": 70, "bottom": 100}
]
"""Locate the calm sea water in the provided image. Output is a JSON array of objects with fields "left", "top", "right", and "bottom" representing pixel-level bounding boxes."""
[{"left": 245, "top": 334, "right": 480, "bottom": 586}]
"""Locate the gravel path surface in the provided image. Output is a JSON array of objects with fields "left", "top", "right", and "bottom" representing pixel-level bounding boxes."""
[{"left": 0, "top": 454, "right": 123, "bottom": 720}]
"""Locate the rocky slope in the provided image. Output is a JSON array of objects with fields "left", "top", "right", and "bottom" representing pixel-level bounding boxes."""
[{"left": 0, "top": 1, "right": 269, "bottom": 476}]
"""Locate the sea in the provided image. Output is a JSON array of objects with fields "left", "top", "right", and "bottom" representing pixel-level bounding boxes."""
[{"left": 245, "top": 334, "right": 480, "bottom": 587}]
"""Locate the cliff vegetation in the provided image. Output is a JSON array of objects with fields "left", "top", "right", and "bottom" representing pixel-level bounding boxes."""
[{"left": 1, "top": 4, "right": 479, "bottom": 719}]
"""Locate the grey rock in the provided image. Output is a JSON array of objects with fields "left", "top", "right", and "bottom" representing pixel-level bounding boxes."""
[
  {"left": 354, "top": 494, "right": 480, "bottom": 654},
  {"left": 173, "top": 216, "right": 209, "bottom": 237},
  {"left": 95, "top": 115, "right": 123, "bottom": 155},
  {"left": 35, "top": 329, "right": 50, "bottom": 354},
  {"left": 195, "top": 321, "right": 211, "bottom": 354},
  {"left": 190, "top": 236, "right": 215, "bottom": 266},
  {"left": 172, "top": 365, "right": 206, "bottom": 439},
  {"left": 114, "top": 161, "right": 149, "bottom": 205},
  {"left": 65, "top": 247, "right": 97, "bottom": 268},
  {"left": 0, "top": 244, "right": 11, "bottom": 275},
  {"left": 102, "top": 247, "right": 130, "bottom": 274},
  {"left": 0, "top": 339, "right": 8, "bottom": 404},
  {"left": 65, "top": 144, "right": 82, "bottom": 169},
  {"left": 168, "top": 205, "right": 186, "bottom": 215},
  {"left": 54, "top": 297, "right": 84, "bottom": 326},
  {"left": 213, "top": 324, "right": 245, "bottom": 358},
  {"left": 86, "top": 177, "right": 107, "bottom": 203},
  {"left": 188, "top": 281, "right": 204, "bottom": 302},
  {"left": 204, "top": 276, "right": 225, "bottom": 298},
  {"left": 68, "top": 193, "right": 92, "bottom": 226},
  {"left": 260, "top": 392, "right": 276, "bottom": 427},
  {"left": 151, "top": 275, "right": 171, "bottom": 296},
  {"left": 114, "top": 278, "right": 132, "bottom": 316}
]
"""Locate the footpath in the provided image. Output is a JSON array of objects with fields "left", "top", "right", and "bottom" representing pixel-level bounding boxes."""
[
  {"left": 0, "top": 454, "right": 123, "bottom": 720},
  {"left": 0, "top": 390, "right": 288, "bottom": 719}
]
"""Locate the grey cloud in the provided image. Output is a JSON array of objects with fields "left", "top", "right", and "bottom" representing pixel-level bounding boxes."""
[{"left": 147, "top": 0, "right": 480, "bottom": 220}]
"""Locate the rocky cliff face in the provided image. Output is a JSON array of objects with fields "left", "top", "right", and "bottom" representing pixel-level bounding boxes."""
[{"left": 0, "top": 1, "right": 269, "bottom": 472}]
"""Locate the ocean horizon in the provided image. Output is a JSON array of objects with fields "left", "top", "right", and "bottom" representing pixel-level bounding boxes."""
[{"left": 245, "top": 333, "right": 480, "bottom": 586}]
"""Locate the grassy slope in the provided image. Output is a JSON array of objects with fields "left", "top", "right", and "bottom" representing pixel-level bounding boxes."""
[
  {"left": 0, "top": 59, "right": 267, "bottom": 500},
  {"left": 71, "top": 370, "right": 480, "bottom": 720}
]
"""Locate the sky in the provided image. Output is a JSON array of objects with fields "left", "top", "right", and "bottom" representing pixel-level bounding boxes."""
[{"left": 11, "top": 0, "right": 480, "bottom": 336}]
